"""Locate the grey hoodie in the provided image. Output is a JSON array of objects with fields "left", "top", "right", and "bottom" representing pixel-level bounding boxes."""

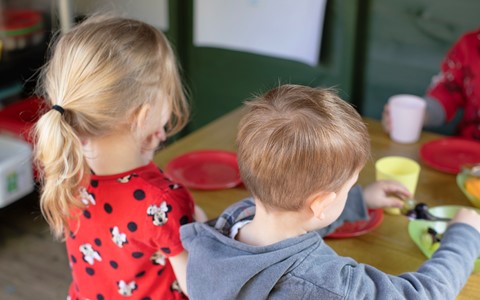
[{"left": 181, "top": 186, "right": 480, "bottom": 299}]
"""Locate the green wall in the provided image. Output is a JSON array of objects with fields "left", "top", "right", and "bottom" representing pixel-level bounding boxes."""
[
  {"left": 359, "top": 0, "right": 480, "bottom": 135},
  {"left": 172, "top": 0, "right": 362, "bottom": 131}
]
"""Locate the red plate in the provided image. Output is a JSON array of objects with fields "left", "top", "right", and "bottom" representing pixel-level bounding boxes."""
[
  {"left": 326, "top": 209, "right": 384, "bottom": 238},
  {"left": 165, "top": 150, "right": 241, "bottom": 190},
  {"left": 419, "top": 138, "right": 480, "bottom": 174}
]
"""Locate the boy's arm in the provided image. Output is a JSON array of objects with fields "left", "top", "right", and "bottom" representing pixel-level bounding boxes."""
[
  {"left": 347, "top": 223, "right": 480, "bottom": 299},
  {"left": 169, "top": 250, "right": 189, "bottom": 296},
  {"left": 316, "top": 185, "right": 369, "bottom": 236},
  {"left": 340, "top": 184, "right": 369, "bottom": 221}
]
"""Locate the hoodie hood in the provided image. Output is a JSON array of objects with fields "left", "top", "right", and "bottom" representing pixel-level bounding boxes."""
[{"left": 181, "top": 222, "right": 323, "bottom": 299}]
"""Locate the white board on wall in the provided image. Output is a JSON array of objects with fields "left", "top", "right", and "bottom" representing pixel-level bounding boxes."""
[
  {"left": 193, "top": 0, "right": 327, "bottom": 66},
  {"left": 73, "top": 0, "right": 169, "bottom": 31}
]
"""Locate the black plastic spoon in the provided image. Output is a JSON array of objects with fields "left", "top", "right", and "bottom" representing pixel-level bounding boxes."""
[{"left": 404, "top": 202, "right": 451, "bottom": 222}]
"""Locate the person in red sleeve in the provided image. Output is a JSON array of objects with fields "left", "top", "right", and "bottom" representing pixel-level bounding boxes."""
[{"left": 383, "top": 28, "right": 480, "bottom": 140}]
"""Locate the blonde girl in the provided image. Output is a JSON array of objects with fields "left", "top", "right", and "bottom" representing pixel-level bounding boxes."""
[{"left": 34, "top": 15, "right": 197, "bottom": 299}]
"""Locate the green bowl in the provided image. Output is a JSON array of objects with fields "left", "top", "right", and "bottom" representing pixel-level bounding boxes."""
[
  {"left": 408, "top": 205, "right": 480, "bottom": 272},
  {"left": 457, "top": 172, "right": 480, "bottom": 208}
]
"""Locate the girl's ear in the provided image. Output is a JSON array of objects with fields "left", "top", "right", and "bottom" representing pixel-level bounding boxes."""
[
  {"left": 309, "top": 191, "right": 336, "bottom": 220},
  {"left": 133, "top": 103, "right": 152, "bottom": 130}
]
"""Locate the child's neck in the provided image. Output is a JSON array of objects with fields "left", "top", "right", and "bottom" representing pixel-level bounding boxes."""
[
  {"left": 83, "top": 132, "right": 147, "bottom": 175},
  {"left": 236, "top": 202, "right": 312, "bottom": 246}
]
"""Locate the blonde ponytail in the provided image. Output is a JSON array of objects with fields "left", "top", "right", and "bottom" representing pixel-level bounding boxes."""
[{"left": 34, "top": 108, "right": 89, "bottom": 239}]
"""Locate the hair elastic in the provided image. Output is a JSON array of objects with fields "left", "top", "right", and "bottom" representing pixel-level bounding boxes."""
[{"left": 52, "top": 104, "right": 65, "bottom": 115}]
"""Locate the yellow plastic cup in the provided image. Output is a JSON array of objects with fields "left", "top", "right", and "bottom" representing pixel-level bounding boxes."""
[{"left": 375, "top": 156, "right": 420, "bottom": 215}]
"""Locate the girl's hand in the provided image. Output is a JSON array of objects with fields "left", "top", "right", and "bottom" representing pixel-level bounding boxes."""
[
  {"left": 362, "top": 180, "right": 411, "bottom": 209},
  {"left": 381, "top": 103, "right": 392, "bottom": 133},
  {"left": 194, "top": 205, "right": 208, "bottom": 222}
]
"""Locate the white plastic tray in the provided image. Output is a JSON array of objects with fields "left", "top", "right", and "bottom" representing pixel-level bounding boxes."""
[{"left": 0, "top": 135, "right": 34, "bottom": 208}]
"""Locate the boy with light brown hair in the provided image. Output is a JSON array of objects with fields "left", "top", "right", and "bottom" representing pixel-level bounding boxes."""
[{"left": 181, "top": 84, "right": 480, "bottom": 299}]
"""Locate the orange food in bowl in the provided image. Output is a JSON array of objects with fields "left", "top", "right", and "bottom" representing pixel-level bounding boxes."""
[{"left": 465, "top": 177, "right": 480, "bottom": 199}]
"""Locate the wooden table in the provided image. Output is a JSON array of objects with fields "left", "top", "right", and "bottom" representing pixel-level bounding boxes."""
[{"left": 153, "top": 107, "right": 480, "bottom": 299}]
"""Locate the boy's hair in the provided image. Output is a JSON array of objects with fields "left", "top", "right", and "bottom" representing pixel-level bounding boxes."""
[
  {"left": 236, "top": 84, "right": 370, "bottom": 211},
  {"left": 33, "top": 15, "right": 189, "bottom": 239}
]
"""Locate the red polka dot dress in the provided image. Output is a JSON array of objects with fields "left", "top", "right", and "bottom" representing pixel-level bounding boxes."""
[{"left": 66, "top": 162, "right": 194, "bottom": 299}]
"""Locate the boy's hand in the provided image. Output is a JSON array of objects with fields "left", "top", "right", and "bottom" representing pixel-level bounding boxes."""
[
  {"left": 362, "top": 180, "right": 411, "bottom": 209},
  {"left": 450, "top": 208, "right": 480, "bottom": 234}
]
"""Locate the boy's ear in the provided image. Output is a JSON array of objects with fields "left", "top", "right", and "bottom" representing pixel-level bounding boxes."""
[{"left": 309, "top": 191, "right": 336, "bottom": 220}]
